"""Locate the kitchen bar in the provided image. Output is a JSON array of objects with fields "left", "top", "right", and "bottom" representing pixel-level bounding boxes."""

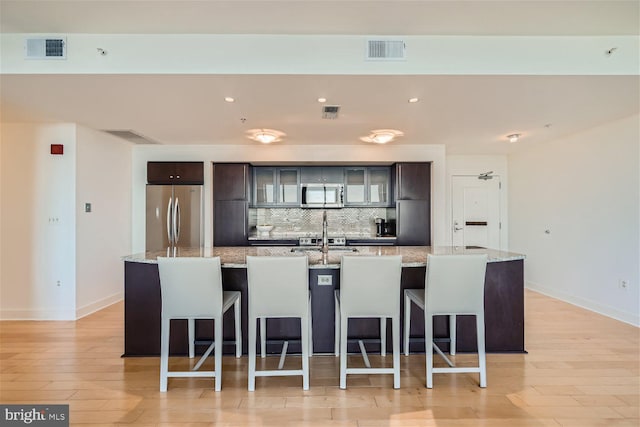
[{"left": 123, "top": 245, "right": 525, "bottom": 357}]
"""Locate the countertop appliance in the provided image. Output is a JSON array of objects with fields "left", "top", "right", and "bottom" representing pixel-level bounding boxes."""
[
  {"left": 301, "top": 183, "right": 344, "bottom": 208},
  {"left": 146, "top": 184, "right": 203, "bottom": 251}
]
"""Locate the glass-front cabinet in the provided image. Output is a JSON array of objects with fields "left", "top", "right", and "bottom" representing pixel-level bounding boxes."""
[
  {"left": 344, "top": 167, "right": 391, "bottom": 206},
  {"left": 254, "top": 168, "right": 276, "bottom": 205},
  {"left": 344, "top": 168, "right": 366, "bottom": 205},
  {"left": 278, "top": 168, "right": 300, "bottom": 205},
  {"left": 368, "top": 167, "right": 391, "bottom": 206},
  {"left": 252, "top": 167, "right": 300, "bottom": 206}
]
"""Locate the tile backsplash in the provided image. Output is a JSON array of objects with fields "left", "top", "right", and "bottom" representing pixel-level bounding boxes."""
[{"left": 249, "top": 207, "right": 394, "bottom": 237}]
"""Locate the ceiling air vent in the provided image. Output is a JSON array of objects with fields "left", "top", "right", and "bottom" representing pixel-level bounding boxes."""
[
  {"left": 25, "top": 37, "right": 66, "bottom": 59},
  {"left": 366, "top": 40, "right": 406, "bottom": 60},
  {"left": 322, "top": 105, "right": 340, "bottom": 119},
  {"left": 101, "top": 130, "right": 159, "bottom": 145}
]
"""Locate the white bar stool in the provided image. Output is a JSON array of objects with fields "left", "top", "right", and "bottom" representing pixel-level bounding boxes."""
[
  {"left": 336, "top": 255, "right": 403, "bottom": 389},
  {"left": 246, "top": 256, "right": 311, "bottom": 391},
  {"left": 403, "top": 253, "right": 488, "bottom": 388},
  {"left": 157, "top": 256, "right": 241, "bottom": 392}
]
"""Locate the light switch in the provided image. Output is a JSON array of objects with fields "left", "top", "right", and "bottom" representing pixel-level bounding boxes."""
[{"left": 85, "top": 203, "right": 92, "bottom": 213}]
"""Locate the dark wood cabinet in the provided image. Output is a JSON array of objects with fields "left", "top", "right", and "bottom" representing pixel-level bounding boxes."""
[
  {"left": 213, "top": 163, "right": 250, "bottom": 246},
  {"left": 213, "top": 163, "right": 249, "bottom": 200},
  {"left": 395, "top": 163, "right": 431, "bottom": 246},
  {"left": 395, "top": 162, "right": 430, "bottom": 200},
  {"left": 147, "top": 161, "right": 204, "bottom": 185},
  {"left": 396, "top": 200, "right": 430, "bottom": 246},
  {"left": 214, "top": 200, "right": 248, "bottom": 246}
]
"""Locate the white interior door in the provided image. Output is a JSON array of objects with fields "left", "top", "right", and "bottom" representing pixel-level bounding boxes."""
[{"left": 452, "top": 175, "right": 501, "bottom": 249}]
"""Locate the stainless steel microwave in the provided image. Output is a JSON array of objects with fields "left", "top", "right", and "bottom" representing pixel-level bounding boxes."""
[{"left": 301, "top": 183, "right": 344, "bottom": 208}]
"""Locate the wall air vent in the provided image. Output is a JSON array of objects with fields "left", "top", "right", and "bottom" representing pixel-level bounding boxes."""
[
  {"left": 101, "top": 130, "right": 160, "bottom": 145},
  {"left": 25, "top": 37, "right": 66, "bottom": 59},
  {"left": 366, "top": 40, "right": 406, "bottom": 60},
  {"left": 322, "top": 105, "right": 340, "bottom": 119}
]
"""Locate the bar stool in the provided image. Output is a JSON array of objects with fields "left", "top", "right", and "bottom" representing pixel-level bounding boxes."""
[
  {"left": 336, "top": 255, "right": 403, "bottom": 389},
  {"left": 157, "top": 256, "right": 241, "bottom": 392},
  {"left": 246, "top": 256, "right": 311, "bottom": 391},
  {"left": 403, "top": 253, "right": 488, "bottom": 388}
]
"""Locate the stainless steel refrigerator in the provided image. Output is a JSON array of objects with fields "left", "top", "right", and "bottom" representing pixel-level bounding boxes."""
[{"left": 146, "top": 184, "right": 203, "bottom": 252}]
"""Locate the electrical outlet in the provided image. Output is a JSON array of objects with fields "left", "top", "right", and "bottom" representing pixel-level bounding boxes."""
[
  {"left": 318, "top": 275, "right": 332, "bottom": 286},
  {"left": 618, "top": 279, "right": 629, "bottom": 290},
  {"left": 56, "top": 280, "right": 61, "bottom": 287}
]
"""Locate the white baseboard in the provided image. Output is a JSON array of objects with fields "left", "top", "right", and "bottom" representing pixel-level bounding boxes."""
[
  {"left": 0, "top": 292, "right": 123, "bottom": 320},
  {"left": 0, "top": 308, "right": 76, "bottom": 320},
  {"left": 526, "top": 281, "right": 640, "bottom": 327},
  {"left": 75, "top": 292, "right": 123, "bottom": 319}
]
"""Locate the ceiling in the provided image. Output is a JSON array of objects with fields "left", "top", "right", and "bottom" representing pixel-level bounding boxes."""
[{"left": 1, "top": 1, "right": 638, "bottom": 155}]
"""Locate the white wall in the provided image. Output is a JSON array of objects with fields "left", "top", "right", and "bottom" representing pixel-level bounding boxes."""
[
  {"left": 509, "top": 114, "right": 640, "bottom": 326},
  {"left": 0, "top": 123, "right": 77, "bottom": 319},
  {"left": 446, "top": 155, "right": 508, "bottom": 249},
  {"left": 76, "top": 126, "right": 132, "bottom": 318},
  {"left": 131, "top": 144, "right": 446, "bottom": 253}
]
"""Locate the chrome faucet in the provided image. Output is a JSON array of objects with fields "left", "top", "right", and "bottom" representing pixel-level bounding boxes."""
[{"left": 321, "top": 210, "right": 329, "bottom": 253}]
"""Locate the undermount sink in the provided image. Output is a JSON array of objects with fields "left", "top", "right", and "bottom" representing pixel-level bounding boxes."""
[{"left": 291, "top": 247, "right": 358, "bottom": 253}]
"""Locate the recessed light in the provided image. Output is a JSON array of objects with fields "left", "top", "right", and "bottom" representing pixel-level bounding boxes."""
[
  {"left": 317, "top": 97, "right": 327, "bottom": 103},
  {"left": 507, "top": 133, "right": 521, "bottom": 143},
  {"left": 408, "top": 97, "right": 419, "bottom": 103},
  {"left": 224, "top": 97, "right": 235, "bottom": 103}
]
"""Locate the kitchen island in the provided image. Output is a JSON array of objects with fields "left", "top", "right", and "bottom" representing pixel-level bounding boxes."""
[{"left": 123, "top": 246, "right": 525, "bottom": 356}]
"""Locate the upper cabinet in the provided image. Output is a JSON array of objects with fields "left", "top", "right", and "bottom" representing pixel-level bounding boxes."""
[
  {"left": 213, "top": 163, "right": 249, "bottom": 200},
  {"left": 252, "top": 167, "right": 300, "bottom": 207},
  {"left": 395, "top": 162, "right": 430, "bottom": 200},
  {"left": 300, "top": 167, "right": 343, "bottom": 184},
  {"left": 368, "top": 167, "right": 392, "bottom": 206},
  {"left": 344, "top": 167, "right": 392, "bottom": 207},
  {"left": 147, "top": 161, "right": 204, "bottom": 185}
]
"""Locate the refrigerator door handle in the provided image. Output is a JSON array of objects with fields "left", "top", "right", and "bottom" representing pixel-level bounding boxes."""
[
  {"left": 166, "top": 197, "right": 173, "bottom": 245},
  {"left": 174, "top": 197, "right": 181, "bottom": 244}
]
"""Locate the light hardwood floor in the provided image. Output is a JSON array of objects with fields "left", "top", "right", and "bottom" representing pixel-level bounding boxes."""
[{"left": 1, "top": 290, "right": 638, "bottom": 426}]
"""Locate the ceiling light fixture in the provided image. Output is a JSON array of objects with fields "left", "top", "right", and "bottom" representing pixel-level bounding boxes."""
[
  {"left": 247, "top": 128, "right": 285, "bottom": 144},
  {"left": 372, "top": 132, "right": 395, "bottom": 144},
  {"left": 507, "top": 133, "right": 520, "bottom": 143},
  {"left": 224, "top": 97, "right": 235, "bottom": 103},
  {"left": 317, "top": 97, "right": 327, "bottom": 103},
  {"left": 255, "top": 131, "right": 277, "bottom": 144},
  {"left": 408, "top": 97, "right": 419, "bottom": 103},
  {"left": 360, "top": 129, "right": 404, "bottom": 144}
]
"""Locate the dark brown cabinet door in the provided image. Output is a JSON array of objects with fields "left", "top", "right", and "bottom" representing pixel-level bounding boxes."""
[
  {"left": 396, "top": 200, "right": 430, "bottom": 246},
  {"left": 396, "top": 162, "right": 430, "bottom": 200},
  {"left": 213, "top": 163, "right": 249, "bottom": 200},
  {"left": 173, "top": 162, "right": 204, "bottom": 184},
  {"left": 214, "top": 200, "right": 248, "bottom": 246},
  {"left": 147, "top": 161, "right": 203, "bottom": 185}
]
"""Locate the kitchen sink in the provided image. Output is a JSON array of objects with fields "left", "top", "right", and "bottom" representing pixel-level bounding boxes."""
[{"left": 291, "top": 247, "right": 358, "bottom": 253}]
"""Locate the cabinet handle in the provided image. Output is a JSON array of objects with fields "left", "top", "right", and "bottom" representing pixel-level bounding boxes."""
[
  {"left": 169, "top": 175, "right": 174, "bottom": 179},
  {"left": 176, "top": 175, "right": 180, "bottom": 179}
]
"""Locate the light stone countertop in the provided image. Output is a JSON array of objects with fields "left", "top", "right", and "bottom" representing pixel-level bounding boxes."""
[{"left": 123, "top": 246, "right": 525, "bottom": 269}]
